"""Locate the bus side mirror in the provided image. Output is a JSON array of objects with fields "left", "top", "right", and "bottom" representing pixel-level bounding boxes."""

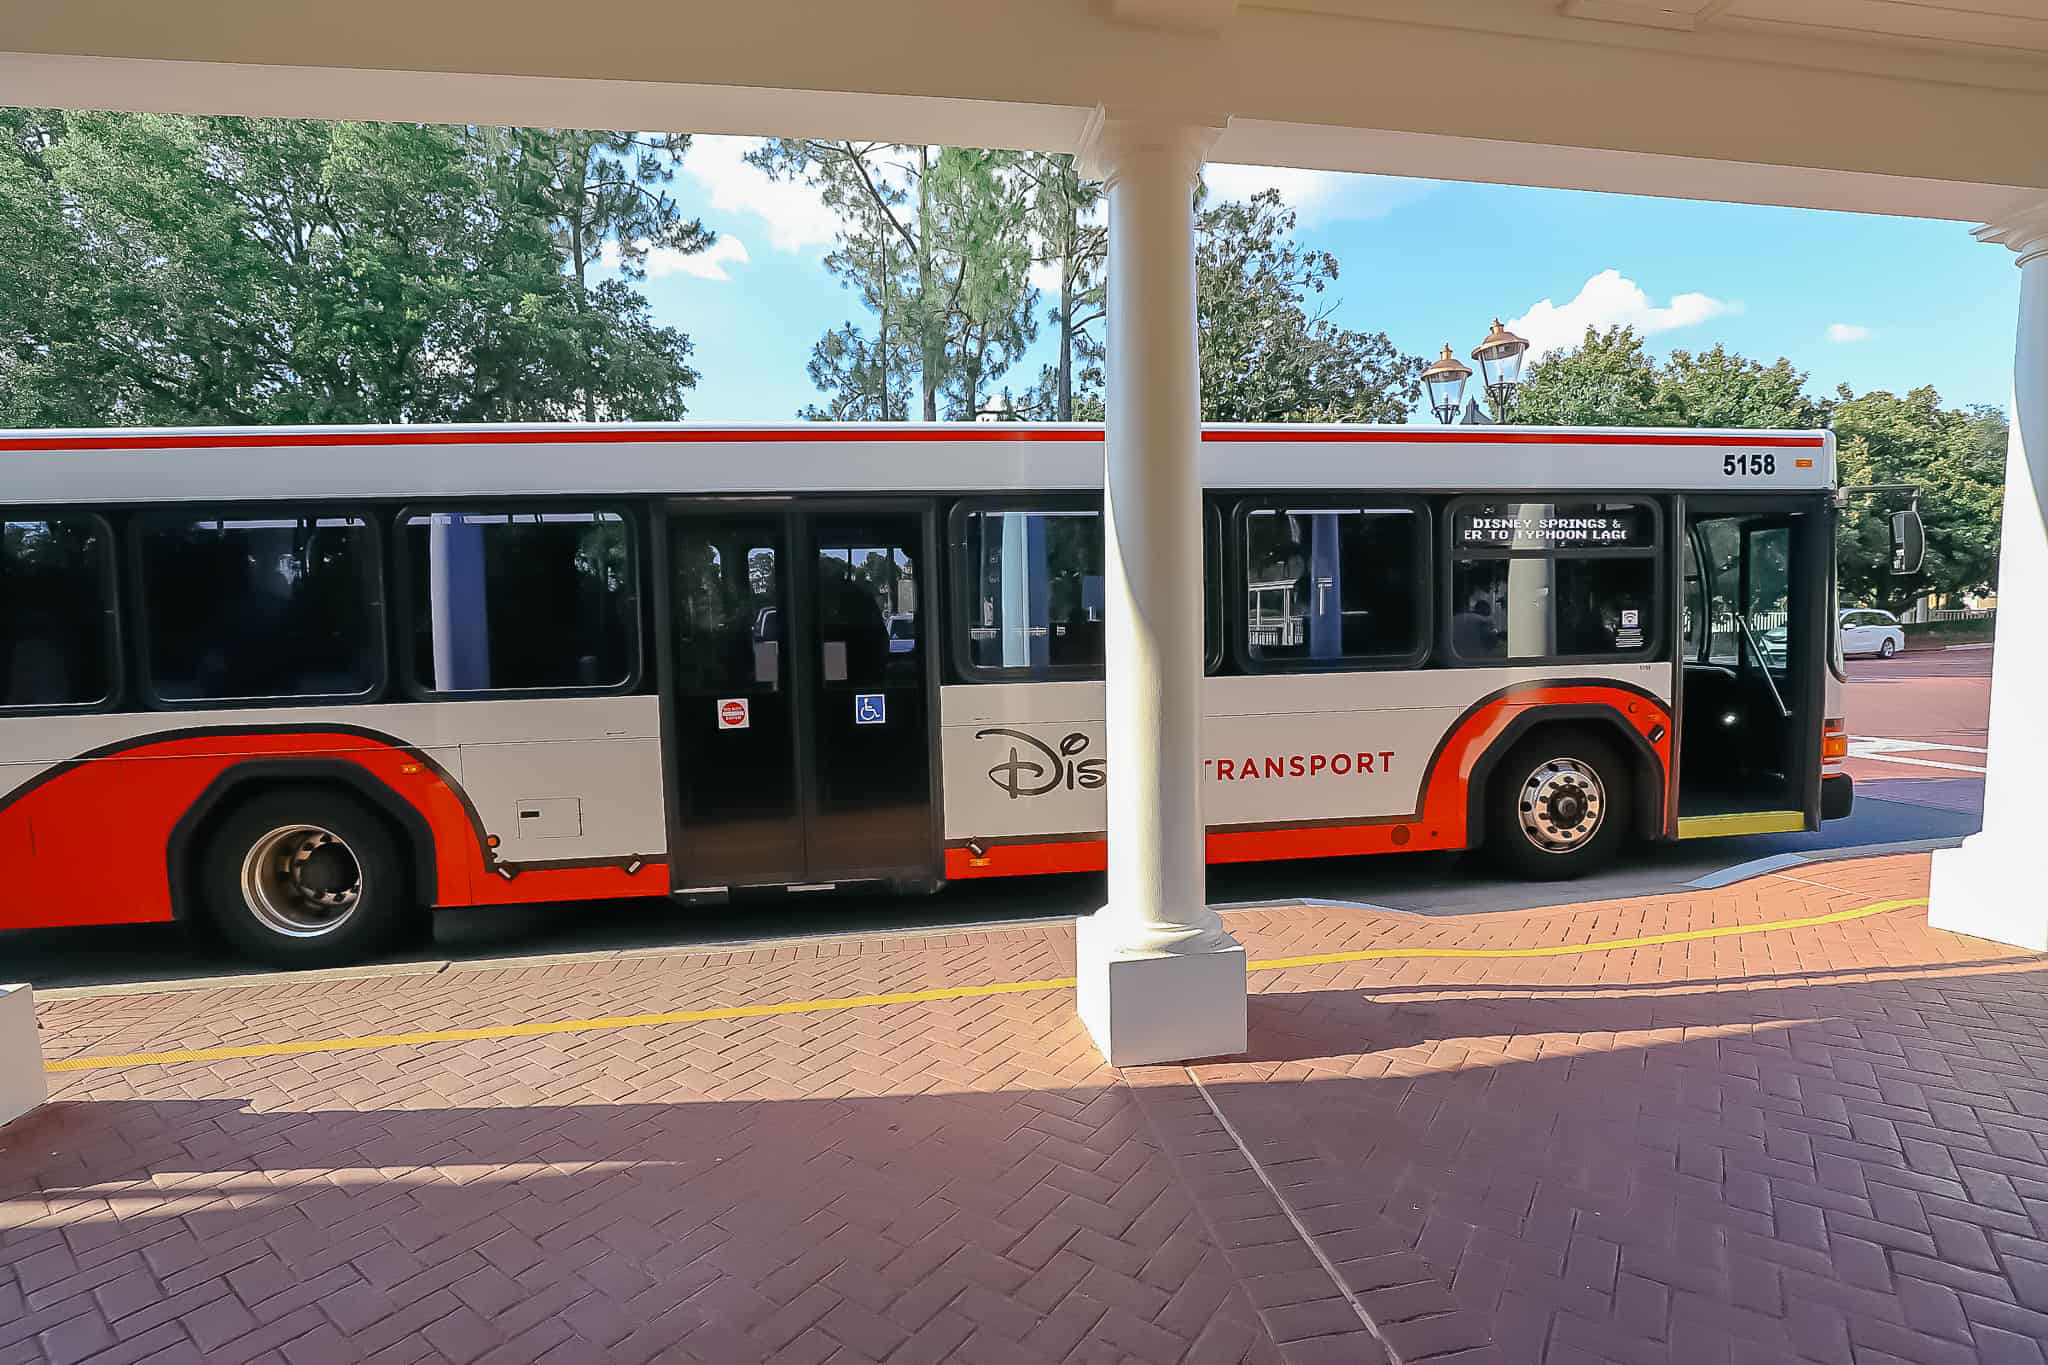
[{"left": 1890, "top": 507, "right": 1926, "bottom": 576}]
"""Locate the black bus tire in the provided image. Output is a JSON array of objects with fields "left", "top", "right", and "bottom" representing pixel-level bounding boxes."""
[
  {"left": 199, "top": 786, "right": 415, "bottom": 968},
  {"left": 1483, "top": 729, "right": 1633, "bottom": 881}
]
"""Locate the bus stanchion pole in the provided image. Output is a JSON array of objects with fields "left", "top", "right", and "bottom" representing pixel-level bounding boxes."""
[{"left": 1073, "top": 107, "right": 1247, "bottom": 1068}]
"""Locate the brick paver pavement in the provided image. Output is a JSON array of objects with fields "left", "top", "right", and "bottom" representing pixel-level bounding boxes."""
[{"left": 6, "top": 853, "right": 2047, "bottom": 1364}]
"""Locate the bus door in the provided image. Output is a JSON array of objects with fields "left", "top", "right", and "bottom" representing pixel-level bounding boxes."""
[
  {"left": 661, "top": 502, "right": 939, "bottom": 892},
  {"left": 1675, "top": 495, "right": 1829, "bottom": 835}
]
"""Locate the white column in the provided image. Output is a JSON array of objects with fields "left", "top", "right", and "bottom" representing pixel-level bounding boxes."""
[
  {"left": 0, "top": 984, "right": 46, "bottom": 1130},
  {"left": 1073, "top": 108, "right": 1247, "bottom": 1067},
  {"left": 1929, "top": 202, "right": 2048, "bottom": 947}
]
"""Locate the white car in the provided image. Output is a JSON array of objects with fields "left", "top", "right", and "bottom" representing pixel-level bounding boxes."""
[
  {"left": 1757, "top": 607, "right": 1906, "bottom": 666},
  {"left": 1840, "top": 607, "right": 1906, "bottom": 659}
]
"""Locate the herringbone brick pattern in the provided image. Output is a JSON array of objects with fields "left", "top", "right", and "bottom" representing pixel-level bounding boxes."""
[
  {"left": 1195, "top": 856, "right": 2048, "bottom": 1364},
  {"left": 7, "top": 853, "right": 2047, "bottom": 1364},
  {"left": 5, "top": 989, "right": 1284, "bottom": 1364}
]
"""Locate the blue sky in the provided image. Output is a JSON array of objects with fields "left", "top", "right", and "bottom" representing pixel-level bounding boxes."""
[{"left": 625, "top": 136, "right": 2021, "bottom": 424}]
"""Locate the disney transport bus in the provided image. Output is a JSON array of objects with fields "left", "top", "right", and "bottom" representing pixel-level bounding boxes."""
[{"left": 0, "top": 423, "right": 1852, "bottom": 967}]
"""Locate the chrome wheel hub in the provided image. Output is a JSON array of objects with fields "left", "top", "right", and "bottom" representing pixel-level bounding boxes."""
[
  {"left": 1516, "top": 758, "right": 1607, "bottom": 854},
  {"left": 240, "top": 825, "right": 363, "bottom": 937}
]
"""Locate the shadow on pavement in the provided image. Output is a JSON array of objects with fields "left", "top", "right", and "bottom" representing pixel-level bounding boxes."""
[{"left": 15, "top": 954, "right": 2048, "bottom": 1362}]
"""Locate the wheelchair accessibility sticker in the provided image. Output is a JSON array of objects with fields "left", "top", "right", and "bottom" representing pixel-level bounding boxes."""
[{"left": 855, "top": 694, "right": 887, "bottom": 725}]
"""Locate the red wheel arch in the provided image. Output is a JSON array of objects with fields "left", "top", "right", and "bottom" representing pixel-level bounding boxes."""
[{"left": 0, "top": 726, "right": 662, "bottom": 933}]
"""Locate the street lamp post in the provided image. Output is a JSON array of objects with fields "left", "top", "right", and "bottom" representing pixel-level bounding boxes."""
[
  {"left": 1421, "top": 345, "right": 1473, "bottom": 425},
  {"left": 1472, "top": 318, "right": 1531, "bottom": 421}
]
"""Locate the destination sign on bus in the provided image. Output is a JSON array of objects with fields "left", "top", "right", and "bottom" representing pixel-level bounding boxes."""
[{"left": 1452, "top": 502, "right": 1651, "bottom": 550}]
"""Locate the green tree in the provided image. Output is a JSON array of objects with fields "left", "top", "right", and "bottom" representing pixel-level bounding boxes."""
[
  {"left": 1833, "top": 386, "right": 2006, "bottom": 613},
  {"left": 0, "top": 110, "right": 701, "bottom": 428},
  {"left": 800, "top": 323, "right": 911, "bottom": 421},
  {"left": 751, "top": 140, "right": 946, "bottom": 418},
  {"left": 1658, "top": 344, "right": 1830, "bottom": 429},
  {"left": 1511, "top": 325, "right": 1672, "bottom": 426},
  {"left": 932, "top": 149, "right": 1037, "bottom": 419},
  {"left": 1516, "top": 329, "right": 1830, "bottom": 430},
  {"left": 1018, "top": 152, "right": 1105, "bottom": 421},
  {"left": 497, "top": 128, "right": 713, "bottom": 419},
  {"left": 1190, "top": 189, "right": 1422, "bottom": 423},
  {"left": 752, "top": 139, "right": 1038, "bottom": 421},
  {"left": 804, "top": 195, "right": 916, "bottom": 421}
]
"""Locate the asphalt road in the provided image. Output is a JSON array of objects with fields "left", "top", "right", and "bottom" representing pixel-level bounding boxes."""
[
  {"left": 1836, "top": 644, "right": 1990, "bottom": 819},
  {"left": 5, "top": 649, "right": 1990, "bottom": 991}
]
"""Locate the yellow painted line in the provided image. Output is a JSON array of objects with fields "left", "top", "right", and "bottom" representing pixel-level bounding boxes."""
[
  {"left": 1677, "top": 810, "right": 1807, "bottom": 839},
  {"left": 45, "top": 897, "right": 1929, "bottom": 1074},
  {"left": 1245, "top": 897, "right": 1927, "bottom": 970},
  {"left": 42, "top": 977, "right": 1078, "bottom": 1073}
]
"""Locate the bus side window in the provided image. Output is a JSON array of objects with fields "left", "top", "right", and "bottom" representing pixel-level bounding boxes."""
[
  {"left": 955, "top": 504, "right": 1106, "bottom": 679},
  {"left": 401, "top": 508, "right": 640, "bottom": 696},
  {"left": 1, "top": 515, "right": 118, "bottom": 711},
  {"left": 1444, "top": 498, "right": 1660, "bottom": 665},
  {"left": 1235, "top": 500, "right": 1427, "bottom": 671},
  {"left": 136, "top": 511, "right": 383, "bottom": 705}
]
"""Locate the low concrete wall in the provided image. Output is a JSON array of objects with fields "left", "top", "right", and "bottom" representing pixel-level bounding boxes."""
[{"left": 0, "top": 984, "right": 47, "bottom": 1129}]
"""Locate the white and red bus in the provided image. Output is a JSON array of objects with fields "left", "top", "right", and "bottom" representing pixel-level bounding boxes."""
[{"left": 0, "top": 423, "right": 1852, "bottom": 966}]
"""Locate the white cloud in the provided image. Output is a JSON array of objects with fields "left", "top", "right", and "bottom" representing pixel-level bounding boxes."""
[
  {"left": 1507, "top": 269, "right": 1737, "bottom": 360},
  {"left": 678, "top": 135, "right": 841, "bottom": 255},
  {"left": 1202, "top": 162, "right": 1434, "bottom": 225},
  {"left": 1827, "top": 322, "right": 1874, "bottom": 344},
  {"left": 653, "top": 235, "right": 752, "bottom": 281},
  {"left": 599, "top": 233, "right": 753, "bottom": 281}
]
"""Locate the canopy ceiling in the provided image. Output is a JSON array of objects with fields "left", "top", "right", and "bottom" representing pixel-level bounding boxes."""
[{"left": 2, "top": 0, "right": 2043, "bottom": 220}]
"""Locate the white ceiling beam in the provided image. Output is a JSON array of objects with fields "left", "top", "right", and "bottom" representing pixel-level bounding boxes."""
[
  {"left": 1108, "top": 0, "right": 1241, "bottom": 35},
  {"left": 1559, "top": 1, "right": 1701, "bottom": 35},
  {"left": 1213, "top": 117, "right": 2044, "bottom": 223},
  {"left": 1, "top": 0, "right": 2042, "bottom": 221}
]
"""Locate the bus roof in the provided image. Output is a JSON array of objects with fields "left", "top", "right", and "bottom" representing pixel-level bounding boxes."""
[{"left": 0, "top": 422, "right": 1835, "bottom": 504}]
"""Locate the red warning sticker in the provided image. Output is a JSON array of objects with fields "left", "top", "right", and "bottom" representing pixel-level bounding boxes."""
[{"left": 718, "top": 698, "right": 749, "bottom": 729}]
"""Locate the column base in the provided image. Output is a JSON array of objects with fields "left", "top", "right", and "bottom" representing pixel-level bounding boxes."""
[
  {"left": 1929, "top": 836, "right": 2048, "bottom": 951},
  {"left": 1, "top": 985, "right": 46, "bottom": 1131},
  {"left": 1075, "top": 912, "right": 1248, "bottom": 1067}
]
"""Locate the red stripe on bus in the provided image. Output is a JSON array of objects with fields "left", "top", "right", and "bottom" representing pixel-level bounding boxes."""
[
  {"left": 463, "top": 861, "right": 668, "bottom": 907},
  {"left": 946, "top": 841, "right": 1108, "bottom": 879},
  {"left": 1201, "top": 430, "right": 1825, "bottom": 447},
  {"left": 945, "top": 821, "right": 1456, "bottom": 879},
  {"left": 0, "top": 427, "right": 1107, "bottom": 453},
  {"left": 0, "top": 427, "right": 1824, "bottom": 453}
]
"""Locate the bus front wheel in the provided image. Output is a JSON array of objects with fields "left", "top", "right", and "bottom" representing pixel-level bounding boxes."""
[
  {"left": 200, "top": 786, "right": 415, "bottom": 968},
  {"left": 1483, "top": 730, "right": 1632, "bottom": 881}
]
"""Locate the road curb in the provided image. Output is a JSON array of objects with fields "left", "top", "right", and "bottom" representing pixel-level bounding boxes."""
[{"left": 1686, "top": 834, "right": 1965, "bottom": 889}]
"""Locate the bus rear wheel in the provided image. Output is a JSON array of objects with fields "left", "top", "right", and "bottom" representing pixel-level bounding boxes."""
[
  {"left": 200, "top": 786, "right": 414, "bottom": 968},
  {"left": 1483, "top": 730, "right": 1632, "bottom": 881}
]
